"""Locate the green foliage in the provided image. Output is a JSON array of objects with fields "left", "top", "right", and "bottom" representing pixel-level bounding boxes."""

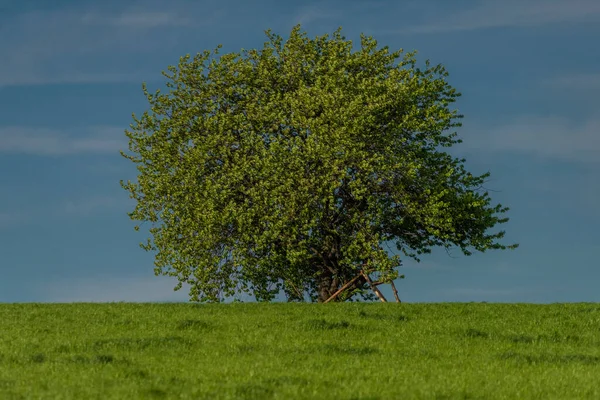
[
  {"left": 1, "top": 303, "right": 600, "bottom": 399},
  {"left": 121, "top": 25, "right": 517, "bottom": 303}
]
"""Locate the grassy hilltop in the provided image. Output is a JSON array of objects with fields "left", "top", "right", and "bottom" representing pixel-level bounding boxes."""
[{"left": 1, "top": 303, "right": 599, "bottom": 399}]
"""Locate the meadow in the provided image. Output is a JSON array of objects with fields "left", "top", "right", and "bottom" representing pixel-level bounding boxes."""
[{"left": 0, "top": 302, "right": 599, "bottom": 399}]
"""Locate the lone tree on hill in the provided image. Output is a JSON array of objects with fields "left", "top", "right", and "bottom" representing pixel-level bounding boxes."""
[{"left": 120, "top": 25, "right": 518, "bottom": 303}]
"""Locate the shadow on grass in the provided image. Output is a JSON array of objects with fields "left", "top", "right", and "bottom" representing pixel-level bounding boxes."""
[
  {"left": 30, "top": 353, "right": 46, "bottom": 363},
  {"left": 357, "top": 310, "right": 409, "bottom": 323},
  {"left": 461, "top": 329, "right": 582, "bottom": 345},
  {"left": 235, "top": 377, "right": 310, "bottom": 400},
  {"left": 23, "top": 352, "right": 126, "bottom": 365},
  {"left": 433, "top": 391, "right": 479, "bottom": 400},
  {"left": 175, "top": 319, "right": 211, "bottom": 330},
  {"left": 234, "top": 344, "right": 263, "bottom": 355},
  {"left": 504, "top": 332, "right": 581, "bottom": 344},
  {"left": 463, "top": 328, "right": 489, "bottom": 339},
  {"left": 318, "top": 344, "right": 379, "bottom": 356},
  {"left": 498, "top": 351, "right": 600, "bottom": 365},
  {"left": 262, "top": 376, "right": 309, "bottom": 386},
  {"left": 235, "top": 383, "right": 274, "bottom": 400},
  {"left": 146, "top": 388, "right": 168, "bottom": 399},
  {"left": 127, "top": 369, "right": 150, "bottom": 379},
  {"left": 305, "top": 319, "right": 351, "bottom": 330},
  {"left": 69, "top": 354, "right": 128, "bottom": 365},
  {"left": 348, "top": 397, "right": 382, "bottom": 400},
  {"left": 93, "top": 336, "right": 191, "bottom": 351}
]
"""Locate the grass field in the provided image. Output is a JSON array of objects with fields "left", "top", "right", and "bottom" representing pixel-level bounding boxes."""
[{"left": 1, "top": 302, "right": 599, "bottom": 399}]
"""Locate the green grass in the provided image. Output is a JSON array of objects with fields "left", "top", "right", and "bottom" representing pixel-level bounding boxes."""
[{"left": 1, "top": 303, "right": 599, "bottom": 399}]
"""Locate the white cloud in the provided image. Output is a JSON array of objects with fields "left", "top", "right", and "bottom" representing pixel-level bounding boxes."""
[
  {"left": 0, "top": 126, "right": 125, "bottom": 156},
  {"left": 459, "top": 116, "right": 600, "bottom": 164},
  {"left": 383, "top": 0, "right": 600, "bottom": 34}
]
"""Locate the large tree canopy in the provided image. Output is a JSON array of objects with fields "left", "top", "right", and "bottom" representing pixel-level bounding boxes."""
[{"left": 121, "top": 25, "right": 517, "bottom": 303}]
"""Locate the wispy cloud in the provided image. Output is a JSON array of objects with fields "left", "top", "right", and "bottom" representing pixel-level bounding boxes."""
[
  {"left": 401, "top": 260, "right": 453, "bottom": 271},
  {"left": 445, "top": 287, "right": 522, "bottom": 297},
  {"left": 292, "top": 4, "right": 343, "bottom": 26},
  {"left": 441, "top": 286, "right": 549, "bottom": 301},
  {"left": 290, "top": 1, "right": 389, "bottom": 29},
  {"left": 63, "top": 195, "right": 130, "bottom": 217},
  {"left": 1, "top": 192, "right": 128, "bottom": 229},
  {"left": 0, "top": 3, "right": 220, "bottom": 87},
  {"left": 0, "top": 211, "right": 31, "bottom": 229},
  {"left": 0, "top": 126, "right": 125, "bottom": 156},
  {"left": 459, "top": 116, "right": 600, "bottom": 164},
  {"left": 384, "top": 0, "right": 600, "bottom": 34},
  {"left": 543, "top": 73, "right": 600, "bottom": 90},
  {"left": 529, "top": 168, "right": 600, "bottom": 217},
  {"left": 0, "top": 72, "right": 148, "bottom": 88},
  {"left": 41, "top": 275, "right": 192, "bottom": 303},
  {"left": 41, "top": 274, "right": 257, "bottom": 303},
  {"left": 82, "top": 11, "right": 191, "bottom": 29}
]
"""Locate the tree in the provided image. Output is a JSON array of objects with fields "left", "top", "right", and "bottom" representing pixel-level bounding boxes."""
[{"left": 120, "top": 25, "right": 518, "bottom": 303}]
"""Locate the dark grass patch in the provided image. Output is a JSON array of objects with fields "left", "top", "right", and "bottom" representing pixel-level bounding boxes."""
[
  {"left": 30, "top": 353, "right": 46, "bottom": 363},
  {"left": 506, "top": 332, "right": 581, "bottom": 344},
  {"left": 94, "top": 354, "right": 115, "bottom": 364},
  {"left": 357, "top": 310, "right": 410, "bottom": 323},
  {"left": 93, "top": 336, "right": 190, "bottom": 350},
  {"left": 508, "top": 334, "right": 537, "bottom": 344},
  {"left": 417, "top": 349, "right": 441, "bottom": 360},
  {"left": 434, "top": 391, "right": 481, "bottom": 400},
  {"left": 261, "top": 376, "right": 309, "bottom": 387},
  {"left": 464, "top": 328, "right": 489, "bottom": 339},
  {"left": 55, "top": 344, "right": 71, "bottom": 353},
  {"left": 126, "top": 369, "right": 150, "bottom": 379},
  {"left": 146, "top": 388, "right": 168, "bottom": 398},
  {"left": 70, "top": 355, "right": 89, "bottom": 364},
  {"left": 305, "top": 319, "right": 351, "bottom": 330},
  {"left": 498, "top": 351, "right": 600, "bottom": 365},
  {"left": 234, "top": 344, "right": 261, "bottom": 355},
  {"left": 175, "top": 319, "right": 210, "bottom": 330},
  {"left": 235, "top": 383, "right": 275, "bottom": 400},
  {"left": 544, "top": 332, "right": 581, "bottom": 343},
  {"left": 348, "top": 397, "right": 382, "bottom": 400},
  {"left": 167, "top": 376, "right": 186, "bottom": 385},
  {"left": 318, "top": 344, "right": 379, "bottom": 356},
  {"left": 67, "top": 354, "right": 128, "bottom": 365}
]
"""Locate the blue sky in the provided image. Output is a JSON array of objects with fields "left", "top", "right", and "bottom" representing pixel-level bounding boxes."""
[{"left": 1, "top": 0, "right": 598, "bottom": 303}]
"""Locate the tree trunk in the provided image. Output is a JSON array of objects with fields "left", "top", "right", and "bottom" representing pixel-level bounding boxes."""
[
  {"left": 317, "top": 268, "right": 367, "bottom": 302},
  {"left": 317, "top": 270, "right": 333, "bottom": 302}
]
